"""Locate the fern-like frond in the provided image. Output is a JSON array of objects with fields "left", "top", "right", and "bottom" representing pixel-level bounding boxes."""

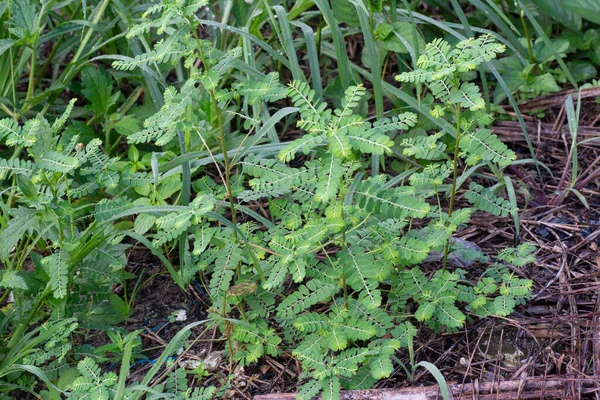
[
  {"left": 460, "top": 128, "right": 516, "bottom": 167},
  {"left": 0, "top": 118, "right": 22, "bottom": 142},
  {"left": 493, "top": 295, "right": 516, "bottom": 317},
  {"left": 79, "top": 140, "right": 114, "bottom": 175},
  {"left": 52, "top": 99, "right": 77, "bottom": 134},
  {"left": 276, "top": 279, "right": 340, "bottom": 319},
  {"left": 321, "top": 375, "right": 341, "bottom": 400},
  {"left": 3, "top": 118, "right": 36, "bottom": 147},
  {"left": 42, "top": 251, "right": 69, "bottom": 299},
  {"left": 348, "top": 129, "right": 394, "bottom": 155},
  {"left": 269, "top": 199, "right": 303, "bottom": 230},
  {"left": 235, "top": 72, "right": 288, "bottom": 105},
  {"left": 241, "top": 154, "right": 316, "bottom": 197},
  {"left": 153, "top": 211, "right": 193, "bottom": 248},
  {"left": 264, "top": 259, "right": 289, "bottom": 290},
  {"left": 314, "top": 155, "right": 344, "bottom": 203},
  {"left": 38, "top": 151, "right": 79, "bottom": 173},
  {"left": 338, "top": 317, "right": 377, "bottom": 342},
  {"left": 336, "top": 347, "right": 369, "bottom": 377},
  {"left": 354, "top": 180, "right": 430, "bottom": 219},
  {"left": 409, "top": 163, "right": 451, "bottom": 188},
  {"left": 165, "top": 368, "right": 188, "bottom": 394},
  {"left": 77, "top": 357, "right": 102, "bottom": 383},
  {"left": 369, "top": 355, "right": 394, "bottom": 380},
  {"left": 278, "top": 134, "right": 324, "bottom": 162},
  {"left": 113, "top": 29, "right": 187, "bottom": 70},
  {"left": 327, "top": 128, "right": 353, "bottom": 159},
  {"left": 497, "top": 243, "right": 536, "bottom": 266},
  {"left": 183, "top": 0, "right": 209, "bottom": 16},
  {"left": 418, "top": 38, "right": 452, "bottom": 70},
  {"left": 335, "top": 84, "right": 366, "bottom": 120},
  {"left": 122, "top": 171, "right": 153, "bottom": 187},
  {"left": 294, "top": 312, "right": 329, "bottom": 334},
  {"left": 449, "top": 82, "right": 485, "bottom": 110},
  {"left": 210, "top": 243, "right": 242, "bottom": 299},
  {"left": 429, "top": 77, "right": 453, "bottom": 104},
  {"left": 348, "top": 300, "right": 394, "bottom": 337},
  {"left": 339, "top": 247, "right": 381, "bottom": 310},
  {"left": 464, "top": 182, "right": 514, "bottom": 217},
  {"left": 402, "top": 134, "right": 448, "bottom": 160},
  {"left": 212, "top": 47, "right": 243, "bottom": 77},
  {"left": 395, "top": 69, "right": 432, "bottom": 83},
  {"left": 396, "top": 236, "right": 431, "bottom": 266},
  {"left": 298, "top": 380, "right": 322, "bottom": 400},
  {"left": 371, "top": 113, "right": 418, "bottom": 133},
  {"left": 93, "top": 198, "right": 133, "bottom": 222},
  {"left": 0, "top": 158, "right": 35, "bottom": 176},
  {"left": 434, "top": 305, "right": 465, "bottom": 330},
  {"left": 287, "top": 81, "right": 329, "bottom": 125},
  {"left": 452, "top": 34, "right": 505, "bottom": 72},
  {"left": 68, "top": 180, "right": 99, "bottom": 199}
]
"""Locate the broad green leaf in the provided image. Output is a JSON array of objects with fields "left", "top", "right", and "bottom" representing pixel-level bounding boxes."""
[
  {"left": 532, "top": 0, "right": 581, "bottom": 31},
  {"left": 561, "top": 0, "right": 600, "bottom": 24},
  {"left": 81, "top": 66, "right": 119, "bottom": 115}
]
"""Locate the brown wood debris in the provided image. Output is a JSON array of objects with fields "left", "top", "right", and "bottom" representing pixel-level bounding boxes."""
[{"left": 255, "top": 377, "right": 570, "bottom": 400}]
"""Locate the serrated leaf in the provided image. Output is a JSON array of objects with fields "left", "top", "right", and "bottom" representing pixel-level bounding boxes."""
[
  {"left": 81, "top": 66, "right": 118, "bottom": 115},
  {"left": 43, "top": 251, "right": 69, "bottom": 299}
]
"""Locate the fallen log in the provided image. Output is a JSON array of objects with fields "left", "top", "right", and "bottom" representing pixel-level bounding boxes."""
[{"left": 255, "top": 378, "right": 568, "bottom": 400}]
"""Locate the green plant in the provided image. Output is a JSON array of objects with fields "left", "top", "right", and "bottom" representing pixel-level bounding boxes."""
[
  {"left": 0, "top": 1, "right": 547, "bottom": 398},
  {"left": 60, "top": 322, "right": 219, "bottom": 400},
  {"left": 99, "top": 23, "right": 534, "bottom": 397},
  {"left": 0, "top": 99, "right": 146, "bottom": 395}
]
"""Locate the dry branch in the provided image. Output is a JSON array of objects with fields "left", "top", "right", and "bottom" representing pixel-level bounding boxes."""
[
  {"left": 505, "top": 87, "right": 600, "bottom": 113},
  {"left": 255, "top": 378, "right": 569, "bottom": 400}
]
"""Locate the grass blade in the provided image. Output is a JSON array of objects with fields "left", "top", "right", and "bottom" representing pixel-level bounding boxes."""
[
  {"left": 291, "top": 21, "right": 323, "bottom": 100},
  {"left": 128, "top": 320, "right": 211, "bottom": 400},
  {"left": 351, "top": 0, "right": 384, "bottom": 175},
  {"left": 234, "top": 106, "right": 299, "bottom": 162},
  {"left": 565, "top": 91, "right": 581, "bottom": 186},
  {"left": 273, "top": 5, "right": 305, "bottom": 82},
  {"left": 313, "top": 0, "right": 351, "bottom": 88},
  {"left": 177, "top": 130, "right": 191, "bottom": 271},
  {"left": 415, "top": 361, "right": 450, "bottom": 400},
  {"left": 114, "top": 333, "right": 138, "bottom": 400},
  {"left": 465, "top": 0, "right": 528, "bottom": 58}
]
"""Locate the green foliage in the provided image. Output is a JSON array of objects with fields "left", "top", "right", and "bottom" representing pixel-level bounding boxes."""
[
  {"left": 0, "top": 1, "right": 548, "bottom": 398},
  {"left": 465, "top": 182, "right": 515, "bottom": 217}
]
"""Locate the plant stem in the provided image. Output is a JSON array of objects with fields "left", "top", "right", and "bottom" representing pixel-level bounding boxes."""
[
  {"left": 26, "top": 50, "right": 35, "bottom": 103},
  {"left": 213, "top": 92, "right": 238, "bottom": 231},
  {"left": 520, "top": 10, "right": 535, "bottom": 65},
  {"left": 443, "top": 106, "right": 462, "bottom": 269},
  {"left": 447, "top": 107, "right": 462, "bottom": 218},
  {"left": 341, "top": 225, "right": 349, "bottom": 310}
]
